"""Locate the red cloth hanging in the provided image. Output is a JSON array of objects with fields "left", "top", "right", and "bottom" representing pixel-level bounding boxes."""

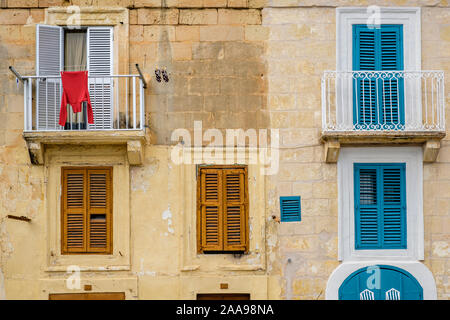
[{"left": 59, "top": 71, "right": 94, "bottom": 126}]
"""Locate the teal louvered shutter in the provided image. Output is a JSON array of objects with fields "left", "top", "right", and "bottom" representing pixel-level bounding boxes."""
[
  {"left": 87, "top": 27, "right": 113, "bottom": 129},
  {"left": 36, "top": 24, "right": 64, "bottom": 130},
  {"left": 379, "top": 26, "right": 404, "bottom": 127},
  {"left": 381, "top": 165, "right": 406, "bottom": 248},
  {"left": 353, "top": 26, "right": 378, "bottom": 126},
  {"left": 354, "top": 163, "right": 406, "bottom": 249},
  {"left": 354, "top": 166, "right": 379, "bottom": 248},
  {"left": 280, "top": 196, "right": 301, "bottom": 222},
  {"left": 352, "top": 25, "right": 404, "bottom": 129}
]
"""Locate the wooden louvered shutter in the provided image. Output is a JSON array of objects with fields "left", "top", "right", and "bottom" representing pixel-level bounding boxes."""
[
  {"left": 62, "top": 169, "right": 87, "bottom": 253},
  {"left": 62, "top": 167, "right": 112, "bottom": 254},
  {"left": 223, "top": 169, "right": 247, "bottom": 251},
  {"left": 87, "top": 27, "right": 113, "bottom": 129},
  {"left": 354, "top": 163, "right": 406, "bottom": 250},
  {"left": 198, "top": 167, "right": 248, "bottom": 253},
  {"left": 199, "top": 169, "right": 223, "bottom": 251},
  {"left": 36, "top": 24, "right": 64, "bottom": 130},
  {"left": 87, "top": 168, "right": 112, "bottom": 253}
]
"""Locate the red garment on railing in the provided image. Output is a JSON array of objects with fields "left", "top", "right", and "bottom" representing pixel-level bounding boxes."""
[{"left": 59, "top": 71, "right": 94, "bottom": 126}]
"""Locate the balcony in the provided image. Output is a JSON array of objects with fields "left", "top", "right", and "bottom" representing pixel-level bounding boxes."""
[
  {"left": 11, "top": 67, "right": 147, "bottom": 165},
  {"left": 321, "top": 70, "right": 446, "bottom": 162}
]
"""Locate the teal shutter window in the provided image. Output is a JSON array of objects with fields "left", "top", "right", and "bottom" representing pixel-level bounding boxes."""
[
  {"left": 352, "top": 25, "right": 405, "bottom": 129},
  {"left": 280, "top": 196, "right": 301, "bottom": 222},
  {"left": 354, "top": 163, "right": 406, "bottom": 249},
  {"left": 339, "top": 265, "right": 423, "bottom": 300}
]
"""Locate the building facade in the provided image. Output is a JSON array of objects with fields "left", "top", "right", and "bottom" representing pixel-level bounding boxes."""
[{"left": 0, "top": 0, "right": 448, "bottom": 300}]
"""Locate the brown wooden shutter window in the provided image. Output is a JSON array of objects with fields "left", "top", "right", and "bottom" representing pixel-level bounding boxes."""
[
  {"left": 197, "top": 166, "right": 248, "bottom": 253},
  {"left": 61, "top": 167, "right": 112, "bottom": 254}
]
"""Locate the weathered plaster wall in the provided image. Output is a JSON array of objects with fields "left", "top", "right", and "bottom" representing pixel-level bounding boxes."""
[
  {"left": 0, "top": 1, "right": 274, "bottom": 299},
  {"left": 0, "top": 0, "right": 448, "bottom": 299}
]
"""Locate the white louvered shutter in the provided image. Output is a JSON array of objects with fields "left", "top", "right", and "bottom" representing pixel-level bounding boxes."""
[
  {"left": 87, "top": 27, "right": 113, "bottom": 129},
  {"left": 36, "top": 25, "right": 64, "bottom": 130}
]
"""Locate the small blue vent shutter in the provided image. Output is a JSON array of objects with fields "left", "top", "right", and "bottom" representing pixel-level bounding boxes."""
[
  {"left": 352, "top": 25, "right": 405, "bottom": 128},
  {"left": 354, "top": 163, "right": 406, "bottom": 249},
  {"left": 280, "top": 196, "right": 301, "bottom": 222}
]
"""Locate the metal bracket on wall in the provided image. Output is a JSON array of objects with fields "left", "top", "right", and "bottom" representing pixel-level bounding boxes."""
[{"left": 7, "top": 215, "right": 31, "bottom": 222}]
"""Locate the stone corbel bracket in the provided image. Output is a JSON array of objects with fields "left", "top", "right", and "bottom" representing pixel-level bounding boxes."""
[
  {"left": 321, "top": 131, "right": 446, "bottom": 163},
  {"left": 26, "top": 140, "right": 44, "bottom": 165},
  {"left": 127, "top": 140, "right": 144, "bottom": 166},
  {"left": 23, "top": 130, "right": 146, "bottom": 166}
]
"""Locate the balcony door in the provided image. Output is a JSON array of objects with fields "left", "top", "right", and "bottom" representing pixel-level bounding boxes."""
[
  {"left": 352, "top": 25, "right": 405, "bottom": 130},
  {"left": 36, "top": 24, "right": 113, "bottom": 131}
]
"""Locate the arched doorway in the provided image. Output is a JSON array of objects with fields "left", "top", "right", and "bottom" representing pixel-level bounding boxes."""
[{"left": 339, "top": 265, "right": 423, "bottom": 300}]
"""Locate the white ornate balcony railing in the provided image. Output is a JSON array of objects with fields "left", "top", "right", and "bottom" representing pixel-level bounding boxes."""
[
  {"left": 21, "top": 74, "right": 145, "bottom": 132},
  {"left": 322, "top": 71, "right": 445, "bottom": 132}
]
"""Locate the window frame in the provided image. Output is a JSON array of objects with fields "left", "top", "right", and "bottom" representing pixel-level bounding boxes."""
[
  {"left": 61, "top": 166, "right": 113, "bottom": 255},
  {"left": 337, "top": 7, "right": 420, "bottom": 72},
  {"left": 35, "top": 24, "right": 114, "bottom": 130},
  {"left": 353, "top": 163, "right": 407, "bottom": 250},
  {"left": 336, "top": 7, "right": 421, "bottom": 131},
  {"left": 337, "top": 147, "right": 423, "bottom": 261},
  {"left": 196, "top": 165, "right": 249, "bottom": 254}
]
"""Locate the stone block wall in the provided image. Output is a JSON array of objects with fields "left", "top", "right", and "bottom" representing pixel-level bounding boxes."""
[{"left": 128, "top": 6, "right": 268, "bottom": 145}]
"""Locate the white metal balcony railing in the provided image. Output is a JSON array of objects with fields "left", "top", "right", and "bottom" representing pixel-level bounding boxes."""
[
  {"left": 11, "top": 66, "right": 146, "bottom": 132},
  {"left": 322, "top": 70, "right": 445, "bottom": 132}
]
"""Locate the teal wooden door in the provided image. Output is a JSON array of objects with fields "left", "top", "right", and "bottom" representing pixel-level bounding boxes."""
[{"left": 339, "top": 265, "right": 423, "bottom": 300}]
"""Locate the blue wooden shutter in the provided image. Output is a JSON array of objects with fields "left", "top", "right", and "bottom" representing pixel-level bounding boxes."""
[
  {"left": 379, "top": 26, "right": 405, "bottom": 127},
  {"left": 280, "top": 196, "right": 301, "bottom": 222},
  {"left": 381, "top": 165, "right": 406, "bottom": 248},
  {"left": 354, "top": 166, "right": 380, "bottom": 248},
  {"left": 354, "top": 164, "right": 406, "bottom": 250},
  {"left": 352, "top": 25, "right": 404, "bottom": 129},
  {"left": 353, "top": 25, "right": 378, "bottom": 126}
]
